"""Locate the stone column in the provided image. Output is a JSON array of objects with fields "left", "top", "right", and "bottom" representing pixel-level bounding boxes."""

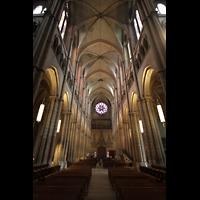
[
  {"left": 145, "top": 97, "right": 166, "bottom": 166},
  {"left": 139, "top": 97, "right": 165, "bottom": 166},
  {"left": 124, "top": 121, "right": 132, "bottom": 157},
  {"left": 37, "top": 96, "right": 56, "bottom": 164},
  {"left": 119, "top": 125, "right": 125, "bottom": 149},
  {"left": 60, "top": 112, "right": 72, "bottom": 169},
  {"left": 33, "top": 98, "right": 50, "bottom": 163},
  {"left": 67, "top": 121, "right": 77, "bottom": 161},
  {"left": 73, "top": 124, "right": 81, "bottom": 161},
  {"left": 42, "top": 97, "right": 60, "bottom": 164},
  {"left": 82, "top": 131, "right": 86, "bottom": 158},
  {"left": 52, "top": 111, "right": 67, "bottom": 165},
  {"left": 130, "top": 112, "right": 147, "bottom": 168},
  {"left": 84, "top": 134, "right": 88, "bottom": 157},
  {"left": 70, "top": 121, "right": 78, "bottom": 161},
  {"left": 78, "top": 129, "right": 84, "bottom": 158},
  {"left": 47, "top": 99, "right": 63, "bottom": 165},
  {"left": 66, "top": 122, "right": 74, "bottom": 162}
]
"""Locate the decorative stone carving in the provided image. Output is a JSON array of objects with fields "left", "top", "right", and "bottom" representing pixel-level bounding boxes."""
[{"left": 97, "top": 131, "right": 106, "bottom": 146}]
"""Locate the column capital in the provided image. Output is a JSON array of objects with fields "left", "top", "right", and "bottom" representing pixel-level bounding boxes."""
[
  {"left": 47, "top": 95, "right": 57, "bottom": 101},
  {"left": 139, "top": 96, "right": 153, "bottom": 101},
  {"left": 129, "top": 111, "right": 139, "bottom": 115},
  {"left": 61, "top": 110, "right": 71, "bottom": 115}
]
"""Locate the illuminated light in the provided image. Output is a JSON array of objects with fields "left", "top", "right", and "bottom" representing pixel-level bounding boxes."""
[
  {"left": 58, "top": 11, "right": 65, "bottom": 31},
  {"left": 157, "top": 3, "right": 166, "bottom": 14},
  {"left": 36, "top": 104, "right": 45, "bottom": 122},
  {"left": 33, "top": 158, "right": 34, "bottom": 160},
  {"left": 57, "top": 120, "right": 61, "bottom": 133},
  {"left": 139, "top": 120, "right": 144, "bottom": 133},
  {"left": 129, "top": 129, "right": 131, "bottom": 138},
  {"left": 107, "top": 152, "right": 109, "bottom": 157},
  {"left": 33, "top": 5, "right": 43, "bottom": 14},
  {"left": 157, "top": 105, "right": 165, "bottom": 122},
  {"left": 128, "top": 43, "right": 131, "bottom": 59}
]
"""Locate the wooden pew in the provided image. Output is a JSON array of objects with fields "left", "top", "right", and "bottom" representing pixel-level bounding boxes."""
[
  {"left": 33, "top": 164, "right": 49, "bottom": 171},
  {"left": 33, "top": 167, "right": 92, "bottom": 199},
  {"left": 108, "top": 167, "right": 166, "bottom": 200},
  {"left": 115, "top": 162, "right": 126, "bottom": 167},
  {"left": 33, "top": 186, "right": 82, "bottom": 200},
  {"left": 123, "top": 195, "right": 166, "bottom": 200},
  {"left": 151, "top": 165, "right": 166, "bottom": 171},
  {"left": 33, "top": 165, "right": 60, "bottom": 181},
  {"left": 108, "top": 167, "right": 133, "bottom": 178},
  {"left": 115, "top": 179, "right": 166, "bottom": 198},
  {"left": 120, "top": 187, "right": 166, "bottom": 200},
  {"left": 140, "top": 166, "right": 166, "bottom": 182},
  {"left": 111, "top": 174, "right": 152, "bottom": 189},
  {"left": 46, "top": 173, "right": 91, "bottom": 188},
  {"left": 72, "top": 162, "right": 96, "bottom": 168},
  {"left": 33, "top": 193, "right": 78, "bottom": 200},
  {"left": 33, "top": 179, "right": 87, "bottom": 197},
  {"left": 109, "top": 170, "right": 150, "bottom": 189}
]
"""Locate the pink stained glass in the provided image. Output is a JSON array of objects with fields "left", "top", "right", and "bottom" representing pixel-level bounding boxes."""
[{"left": 95, "top": 102, "right": 108, "bottom": 115}]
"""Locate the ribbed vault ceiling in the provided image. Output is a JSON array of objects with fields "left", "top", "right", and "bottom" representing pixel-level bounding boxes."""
[{"left": 70, "top": 0, "right": 131, "bottom": 105}]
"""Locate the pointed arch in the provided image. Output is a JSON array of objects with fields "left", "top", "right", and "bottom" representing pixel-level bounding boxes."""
[
  {"left": 131, "top": 92, "right": 139, "bottom": 112},
  {"left": 72, "top": 105, "right": 76, "bottom": 121},
  {"left": 142, "top": 66, "right": 157, "bottom": 97},
  {"left": 62, "top": 92, "right": 70, "bottom": 112},
  {"left": 43, "top": 66, "right": 60, "bottom": 97},
  {"left": 124, "top": 106, "right": 129, "bottom": 121}
]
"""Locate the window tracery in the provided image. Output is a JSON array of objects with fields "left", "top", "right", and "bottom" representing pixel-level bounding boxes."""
[
  {"left": 133, "top": 10, "right": 143, "bottom": 40},
  {"left": 95, "top": 102, "right": 108, "bottom": 115},
  {"left": 58, "top": 4, "right": 69, "bottom": 39}
]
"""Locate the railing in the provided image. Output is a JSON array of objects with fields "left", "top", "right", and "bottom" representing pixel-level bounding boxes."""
[{"left": 118, "top": 148, "right": 134, "bottom": 162}]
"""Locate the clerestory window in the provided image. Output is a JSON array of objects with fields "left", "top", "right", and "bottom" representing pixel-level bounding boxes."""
[
  {"left": 58, "top": 4, "right": 69, "bottom": 39},
  {"left": 156, "top": 3, "right": 166, "bottom": 14},
  {"left": 133, "top": 10, "right": 143, "bottom": 40},
  {"left": 33, "top": 5, "right": 46, "bottom": 14}
]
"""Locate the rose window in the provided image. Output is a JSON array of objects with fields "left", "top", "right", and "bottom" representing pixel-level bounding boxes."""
[{"left": 95, "top": 102, "right": 108, "bottom": 115}]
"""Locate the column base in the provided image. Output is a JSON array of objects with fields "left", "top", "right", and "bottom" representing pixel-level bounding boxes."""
[
  {"left": 51, "top": 161, "right": 60, "bottom": 166},
  {"left": 60, "top": 161, "right": 67, "bottom": 169},
  {"left": 132, "top": 161, "right": 149, "bottom": 170}
]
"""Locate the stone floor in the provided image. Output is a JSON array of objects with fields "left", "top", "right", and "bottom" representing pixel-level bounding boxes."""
[{"left": 84, "top": 163, "right": 116, "bottom": 200}]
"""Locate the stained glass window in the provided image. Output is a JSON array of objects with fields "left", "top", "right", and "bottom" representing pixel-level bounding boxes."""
[
  {"left": 134, "top": 19, "right": 140, "bottom": 40},
  {"left": 33, "top": 5, "right": 46, "bottom": 14},
  {"left": 58, "top": 11, "right": 65, "bottom": 31},
  {"left": 156, "top": 4, "right": 166, "bottom": 14},
  {"left": 95, "top": 102, "right": 108, "bottom": 115},
  {"left": 133, "top": 10, "right": 143, "bottom": 41},
  {"left": 33, "top": 5, "right": 43, "bottom": 14},
  {"left": 136, "top": 10, "right": 143, "bottom": 32},
  {"left": 58, "top": 4, "right": 69, "bottom": 39}
]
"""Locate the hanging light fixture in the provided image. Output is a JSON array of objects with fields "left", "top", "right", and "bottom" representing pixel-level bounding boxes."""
[
  {"left": 157, "top": 104, "right": 165, "bottom": 122},
  {"left": 57, "top": 119, "right": 61, "bottom": 133},
  {"left": 36, "top": 104, "right": 45, "bottom": 122},
  {"left": 139, "top": 120, "right": 144, "bottom": 133}
]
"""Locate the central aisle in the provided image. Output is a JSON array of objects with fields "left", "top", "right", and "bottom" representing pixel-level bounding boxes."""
[{"left": 85, "top": 165, "right": 116, "bottom": 200}]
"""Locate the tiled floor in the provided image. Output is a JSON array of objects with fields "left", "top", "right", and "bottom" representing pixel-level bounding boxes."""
[{"left": 85, "top": 164, "right": 116, "bottom": 200}]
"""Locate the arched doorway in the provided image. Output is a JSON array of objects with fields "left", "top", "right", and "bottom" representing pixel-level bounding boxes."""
[{"left": 97, "top": 146, "right": 106, "bottom": 158}]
